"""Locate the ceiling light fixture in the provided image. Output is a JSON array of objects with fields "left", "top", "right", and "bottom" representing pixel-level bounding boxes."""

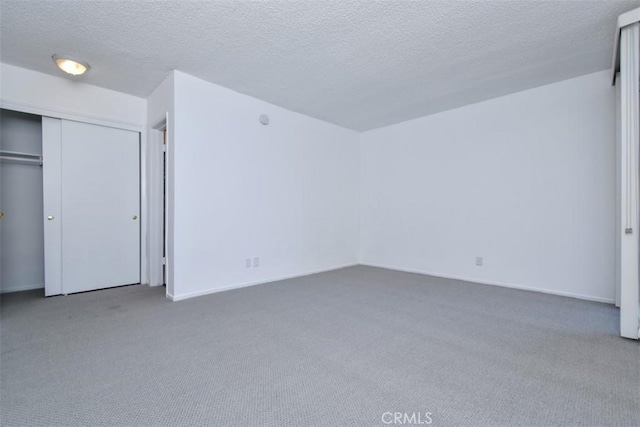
[{"left": 52, "top": 54, "right": 90, "bottom": 76}]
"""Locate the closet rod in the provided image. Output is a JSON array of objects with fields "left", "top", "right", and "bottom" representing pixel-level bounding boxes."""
[
  {"left": 0, "top": 150, "right": 41, "bottom": 159},
  {"left": 0, "top": 156, "right": 42, "bottom": 166}
]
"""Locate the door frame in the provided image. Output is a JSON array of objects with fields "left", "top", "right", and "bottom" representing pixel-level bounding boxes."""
[
  {"left": 1, "top": 100, "right": 150, "bottom": 287},
  {"left": 149, "top": 118, "right": 168, "bottom": 290}
]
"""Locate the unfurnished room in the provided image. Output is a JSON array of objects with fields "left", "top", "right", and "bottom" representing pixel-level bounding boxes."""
[{"left": 0, "top": 1, "right": 639, "bottom": 426}]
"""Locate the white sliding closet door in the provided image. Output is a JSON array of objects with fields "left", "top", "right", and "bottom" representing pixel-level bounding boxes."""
[
  {"left": 44, "top": 119, "right": 140, "bottom": 295},
  {"left": 43, "top": 117, "right": 62, "bottom": 296},
  {"left": 618, "top": 22, "right": 640, "bottom": 339}
]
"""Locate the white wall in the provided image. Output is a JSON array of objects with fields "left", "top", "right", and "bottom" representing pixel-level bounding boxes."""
[
  {"left": 0, "top": 63, "right": 146, "bottom": 127},
  {"left": 147, "top": 72, "right": 174, "bottom": 129},
  {"left": 360, "top": 70, "right": 616, "bottom": 303},
  {"left": 0, "top": 62, "right": 617, "bottom": 304},
  {"left": 170, "top": 71, "right": 359, "bottom": 300}
]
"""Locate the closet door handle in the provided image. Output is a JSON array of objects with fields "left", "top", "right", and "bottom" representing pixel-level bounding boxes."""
[{"left": 47, "top": 215, "right": 54, "bottom": 221}]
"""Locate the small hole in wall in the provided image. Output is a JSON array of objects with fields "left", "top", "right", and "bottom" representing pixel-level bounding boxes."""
[{"left": 259, "top": 114, "right": 270, "bottom": 125}]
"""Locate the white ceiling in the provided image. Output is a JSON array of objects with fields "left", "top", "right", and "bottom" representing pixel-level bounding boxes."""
[{"left": 1, "top": 0, "right": 639, "bottom": 131}]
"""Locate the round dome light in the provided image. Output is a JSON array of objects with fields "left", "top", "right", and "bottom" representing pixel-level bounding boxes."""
[{"left": 52, "top": 54, "right": 89, "bottom": 76}]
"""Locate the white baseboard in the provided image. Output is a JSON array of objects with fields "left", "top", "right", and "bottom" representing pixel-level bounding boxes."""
[
  {"left": 360, "top": 262, "right": 615, "bottom": 304},
  {"left": 166, "top": 261, "right": 615, "bottom": 305},
  {"left": 168, "top": 262, "right": 359, "bottom": 302},
  {"left": 1, "top": 283, "right": 44, "bottom": 294}
]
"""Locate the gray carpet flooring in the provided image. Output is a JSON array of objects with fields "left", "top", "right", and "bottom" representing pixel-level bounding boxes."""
[{"left": 1, "top": 266, "right": 638, "bottom": 426}]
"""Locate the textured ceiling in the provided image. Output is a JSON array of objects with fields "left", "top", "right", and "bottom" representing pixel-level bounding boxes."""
[{"left": 1, "top": 0, "right": 639, "bottom": 131}]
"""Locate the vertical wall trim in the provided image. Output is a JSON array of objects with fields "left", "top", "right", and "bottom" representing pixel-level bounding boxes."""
[
  {"left": 615, "top": 74, "right": 622, "bottom": 308},
  {"left": 164, "top": 111, "right": 173, "bottom": 299}
]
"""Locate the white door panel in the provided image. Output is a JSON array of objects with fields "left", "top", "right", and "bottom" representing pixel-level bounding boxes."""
[
  {"left": 60, "top": 120, "right": 140, "bottom": 294},
  {"left": 42, "top": 117, "right": 63, "bottom": 296}
]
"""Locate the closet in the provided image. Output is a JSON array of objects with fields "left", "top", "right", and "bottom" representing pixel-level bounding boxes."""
[
  {"left": 0, "top": 110, "right": 44, "bottom": 293},
  {"left": 0, "top": 109, "right": 141, "bottom": 296}
]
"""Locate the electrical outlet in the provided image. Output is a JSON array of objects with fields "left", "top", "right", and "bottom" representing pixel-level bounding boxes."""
[
  {"left": 245, "top": 258, "right": 252, "bottom": 268},
  {"left": 253, "top": 257, "right": 260, "bottom": 267},
  {"left": 475, "top": 257, "right": 483, "bottom": 267}
]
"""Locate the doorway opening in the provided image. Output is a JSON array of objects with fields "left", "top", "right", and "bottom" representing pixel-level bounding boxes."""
[{"left": 149, "top": 119, "right": 169, "bottom": 293}]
